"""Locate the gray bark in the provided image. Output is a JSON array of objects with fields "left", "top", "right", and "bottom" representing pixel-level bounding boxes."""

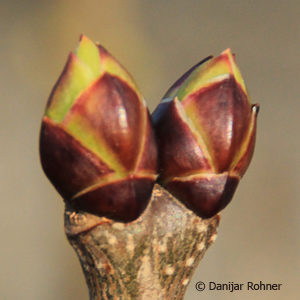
[{"left": 65, "top": 184, "right": 219, "bottom": 300}]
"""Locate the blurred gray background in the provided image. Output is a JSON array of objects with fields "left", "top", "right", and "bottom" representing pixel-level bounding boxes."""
[{"left": 1, "top": 0, "right": 299, "bottom": 299}]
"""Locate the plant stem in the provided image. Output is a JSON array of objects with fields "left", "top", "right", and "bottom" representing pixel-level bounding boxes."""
[{"left": 65, "top": 184, "right": 219, "bottom": 300}]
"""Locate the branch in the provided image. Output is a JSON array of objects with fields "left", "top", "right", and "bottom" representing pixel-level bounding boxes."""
[{"left": 65, "top": 184, "right": 219, "bottom": 300}]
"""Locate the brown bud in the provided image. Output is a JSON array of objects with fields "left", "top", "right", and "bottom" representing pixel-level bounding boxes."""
[
  {"left": 153, "top": 49, "right": 259, "bottom": 218},
  {"left": 40, "top": 35, "right": 158, "bottom": 222}
]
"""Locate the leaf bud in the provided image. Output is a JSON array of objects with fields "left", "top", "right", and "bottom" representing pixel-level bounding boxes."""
[
  {"left": 40, "top": 35, "right": 158, "bottom": 222},
  {"left": 153, "top": 49, "right": 259, "bottom": 218}
]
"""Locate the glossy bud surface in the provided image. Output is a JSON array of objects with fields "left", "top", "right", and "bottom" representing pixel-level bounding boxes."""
[
  {"left": 40, "top": 36, "right": 158, "bottom": 222},
  {"left": 153, "top": 49, "right": 259, "bottom": 218}
]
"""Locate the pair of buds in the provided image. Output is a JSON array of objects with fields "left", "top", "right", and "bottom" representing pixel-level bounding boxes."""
[{"left": 40, "top": 36, "right": 259, "bottom": 222}]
